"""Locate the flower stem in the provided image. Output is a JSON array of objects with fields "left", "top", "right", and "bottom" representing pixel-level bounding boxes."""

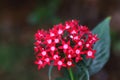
[{"left": 68, "top": 68, "right": 74, "bottom": 80}]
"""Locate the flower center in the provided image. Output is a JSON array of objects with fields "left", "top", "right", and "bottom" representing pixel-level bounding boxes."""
[
  {"left": 87, "top": 51, "right": 93, "bottom": 56},
  {"left": 74, "top": 36, "right": 78, "bottom": 40},
  {"left": 92, "top": 37, "right": 96, "bottom": 40},
  {"left": 55, "top": 39, "right": 59, "bottom": 43},
  {"left": 63, "top": 44, "right": 68, "bottom": 49},
  {"left": 38, "top": 33, "right": 43, "bottom": 36},
  {"left": 41, "top": 51, "right": 46, "bottom": 56},
  {"left": 45, "top": 58, "right": 49, "bottom": 62},
  {"left": 67, "top": 61, "right": 72, "bottom": 66},
  {"left": 75, "top": 49, "right": 80, "bottom": 54},
  {"left": 58, "top": 61, "right": 62, "bottom": 65},
  {"left": 68, "top": 54, "right": 72, "bottom": 58},
  {"left": 71, "top": 30, "right": 76, "bottom": 34},
  {"left": 86, "top": 44, "right": 90, "bottom": 47},
  {"left": 66, "top": 25, "right": 70, "bottom": 29},
  {"left": 53, "top": 55, "right": 59, "bottom": 59},
  {"left": 50, "top": 32, "right": 55, "bottom": 37},
  {"left": 38, "top": 60, "right": 43, "bottom": 64},
  {"left": 47, "top": 39, "right": 52, "bottom": 44},
  {"left": 51, "top": 46, "right": 55, "bottom": 51},
  {"left": 70, "top": 35, "right": 73, "bottom": 38},
  {"left": 78, "top": 41, "right": 82, "bottom": 46},
  {"left": 58, "top": 29, "right": 63, "bottom": 34}
]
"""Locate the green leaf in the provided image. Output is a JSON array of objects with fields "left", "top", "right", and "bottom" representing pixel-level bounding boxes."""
[
  {"left": 75, "top": 62, "right": 90, "bottom": 80},
  {"left": 86, "top": 17, "right": 111, "bottom": 75}
]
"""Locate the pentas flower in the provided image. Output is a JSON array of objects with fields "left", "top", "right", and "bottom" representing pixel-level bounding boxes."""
[{"left": 34, "top": 20, "right": 99, "bottom": 70}]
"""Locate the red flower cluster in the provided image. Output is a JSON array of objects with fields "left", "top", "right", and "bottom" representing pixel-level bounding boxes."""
[{"left": 34, "top": 20, "right": 98, "bottom": 70}]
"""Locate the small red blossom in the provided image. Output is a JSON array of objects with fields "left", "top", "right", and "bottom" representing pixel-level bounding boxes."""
[
  {"left": 34, "top": 59, "right": 45, "bottom": 70},
  {"left": 66, "top": 60, "right": 74, "bottom": 68},
  {"left": 86, "top": 49, "right": 96, "bottom": 59},
  {"left": 44, "top": 57, "right": 51, "bottom": 65},
  {"left": 75, "top": 56, "right": 82, "bottom": 63},
  {"left": 54, "top": 59, "right": 66, "bottom": 70},
  {"left": 34, "top": 19, "right": 98, "bottom": 70}
]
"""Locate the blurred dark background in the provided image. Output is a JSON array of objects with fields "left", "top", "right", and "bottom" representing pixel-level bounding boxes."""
[{"left": 0, "top": 0, "right": 120, "bottom": 80}]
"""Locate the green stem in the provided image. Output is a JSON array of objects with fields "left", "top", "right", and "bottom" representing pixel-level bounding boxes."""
[{"left": 68, "top": 68, "right": 74, "bottom": 80}]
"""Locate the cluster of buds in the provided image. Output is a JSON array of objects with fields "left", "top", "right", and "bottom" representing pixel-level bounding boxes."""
[{"left": 34, "top": 20, "right": 98, "bottom": 70}]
